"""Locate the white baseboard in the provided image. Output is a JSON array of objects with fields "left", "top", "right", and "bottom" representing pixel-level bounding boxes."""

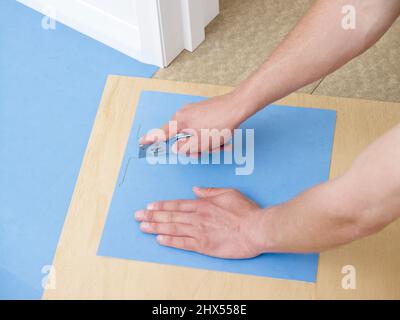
[{"left": 204, "top": 0, "right": 220, "bottom": 26}]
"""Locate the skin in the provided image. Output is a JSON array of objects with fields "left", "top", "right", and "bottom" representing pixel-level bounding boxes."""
[{"left": 136, "top": 0, "right": 400, "bottom": 258}]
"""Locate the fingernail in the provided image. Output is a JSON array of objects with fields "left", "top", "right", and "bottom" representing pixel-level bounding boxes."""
[
  {"left": 135, "top": 210, "right": 144, "bottom": 219},
  {"left": 157, "top": 235, "right": 165, "bottom": 242},
  {"left": 140, "top": 222, "right": 150, "bottom": 230},
  {"left": 139, "top": 137, "right": 153, "bottom": 144},
  {"left": 147, "top": 203, "right": 156, "bottom": 210}
]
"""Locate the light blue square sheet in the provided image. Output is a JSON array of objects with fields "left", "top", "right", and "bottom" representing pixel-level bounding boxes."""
[{"left": 97, "top": 91, "right": 337, "bottom": 283}]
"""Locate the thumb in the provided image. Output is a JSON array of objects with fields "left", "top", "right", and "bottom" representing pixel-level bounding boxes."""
[
  {"left": 139, "top": 122, "right": 177, "bottom": 144},
  {"left": 192, "top": 186, "right": 231, "bottom": 198}
]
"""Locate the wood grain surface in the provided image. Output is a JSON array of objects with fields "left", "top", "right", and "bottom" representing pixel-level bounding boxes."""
[{"left": 43, "top": 76, "right": 400, "bottom": 299}]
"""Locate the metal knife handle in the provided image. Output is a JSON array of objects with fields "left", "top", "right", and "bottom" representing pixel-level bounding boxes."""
[
  {"left": 174, "top": 132, "right": 193, "bottom": 141},
  {"left": 175, "top": 132, "right": 193, "bottom": 140}
]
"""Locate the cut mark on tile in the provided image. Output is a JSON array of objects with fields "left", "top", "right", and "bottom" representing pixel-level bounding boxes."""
[
  {"left": 118, "top": 157, "right": 133, "bottom": 187},
  {"left": 310, "top": 77, "right": 325, "bottom": 95}
]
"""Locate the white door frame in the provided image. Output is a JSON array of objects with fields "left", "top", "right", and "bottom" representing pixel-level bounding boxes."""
[{"left": 17, "top": 0, "right": 219, "bottom": 67}]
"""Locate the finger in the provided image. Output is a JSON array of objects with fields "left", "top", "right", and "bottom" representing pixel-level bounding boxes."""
[
  {"left": 205, "top": 144, "right": 231, "bottom": 155},
  {"left": 173, "top": 136, "right": 232, "bottom": 155},
  {"left": 147, "top": 200, "right": 197, "bottom": 212},
  {"left": 185, "top": 143, "right": 231, "bottom": 159},
  {"left": 192, "top": 186, "right": 233, "bottom": 198},
  {"left": 157, "top": 235, "right": 198, "bottom": 252},
  {"left": 139, "top": 122, "right": 178, "bottom": 144},
  {"left": 172, "top": 136, "right": 200, "bottom": 155},
  {"left": 134, "top": 210, "right": 195, "bottom": 224},
  {"left": 140, "top": 222, "right": 194, "bottom": 237}
]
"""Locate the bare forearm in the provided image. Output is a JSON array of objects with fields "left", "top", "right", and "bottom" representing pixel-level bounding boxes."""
[
  {"left": 259, "top": 180, "right": 363, "bottom": 253},
  {"left": 231, "top": 0, "right": 400, "bottom": 122},
  {"left": 258, "top": 124, "right": 400, "bottom": 253}
]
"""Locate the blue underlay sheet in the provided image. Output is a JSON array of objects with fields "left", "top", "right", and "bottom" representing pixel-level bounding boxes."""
[
  {"left": 97, "top": 91, "right": 337, "bottom": 283},
  {"left": 0, "top": 1, "right": 158, "bottom": 299}
]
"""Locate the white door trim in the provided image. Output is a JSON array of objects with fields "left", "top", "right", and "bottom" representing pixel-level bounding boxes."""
[{"left": 16, "top": 0, "right": 219, "bottom": 67}]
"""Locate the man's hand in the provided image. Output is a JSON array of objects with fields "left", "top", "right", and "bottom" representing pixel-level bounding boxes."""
[
  {"left": 136, "top": 123, "right": 400, "bottom": 255},
  {"left": 139, "top": 93, "right": 245, "bottom": 156},
  {"left": 134, "top": 187, "right": 266, "bottom": 259}
]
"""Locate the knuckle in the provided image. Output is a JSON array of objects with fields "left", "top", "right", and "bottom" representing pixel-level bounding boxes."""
[
  {"left": 177, "top": 201, "right": 189, "bottom": 211},
  {"left": 145, "top": 210, "right": 154, "bottom": 222},
  {"left": 196, "top": 211, "right": 207, "bottom": 222},
  {"left": 175, "top": 202, "right": 183, "bottom": 211},
  {"left": 169, "top": 223, "right": 178, "bottom": 235},
  {"left": 166, "top": 212, "right": 172, "bottom": 223},
  {"left": 201, "top": 201, "right": 214, "bottom": 212},
  {"left": 151, "top": 223, "right": 158, "bottom": 233},
  {"left": 196, "top": 199, "right": 206, "bottom": 208},
  {"left": 163, "top": 236, "right": 172, "bottom": 245},
  {"left": 156, "top": 202, "right": 164, "bottom": 210}
]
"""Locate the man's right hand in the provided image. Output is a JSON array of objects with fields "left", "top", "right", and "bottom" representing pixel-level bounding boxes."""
[{"left": 139, "top": 92, "right": 246, "bottom": 156}]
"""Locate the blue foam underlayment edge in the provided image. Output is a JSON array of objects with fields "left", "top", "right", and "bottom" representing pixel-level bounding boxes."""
[
  {"left": 0, "top": 266, "right": 41, "bottom": 300},
  {"left": 0, "top": 0, "right": 158, "bottom": 299}
]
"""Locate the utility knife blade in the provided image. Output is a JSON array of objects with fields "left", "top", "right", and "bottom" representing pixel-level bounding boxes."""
[{"left": 138, "top": 133, "right": 192, "bottom": 159}]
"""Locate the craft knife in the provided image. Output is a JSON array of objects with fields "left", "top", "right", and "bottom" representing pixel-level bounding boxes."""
[{"left": 138, "top": 132, "right": 192, "bottom": 158}]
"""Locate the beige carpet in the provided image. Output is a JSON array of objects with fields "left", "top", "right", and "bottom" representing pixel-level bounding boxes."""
[
  {"left": 314, "top": 19, "right": 400, "bottom": 102},
  {"left": 154, "top": 0, "right": 400, "bottom": 102}
]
